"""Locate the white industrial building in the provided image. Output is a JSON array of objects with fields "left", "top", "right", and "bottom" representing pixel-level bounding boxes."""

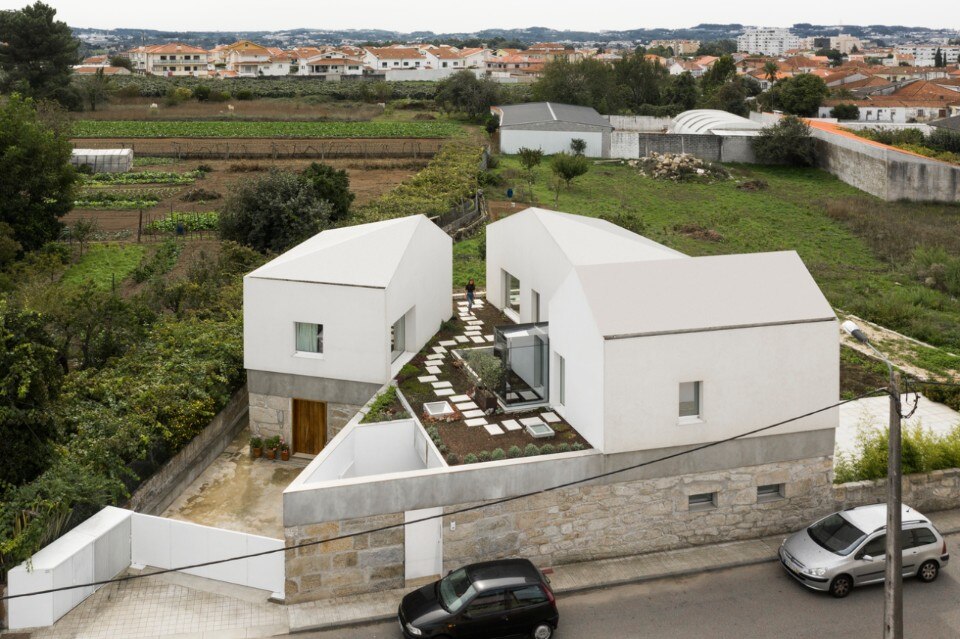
[
  {"left": 243, "top": 215, "right": 452, "bottom": 455},
  {"left": 493, "top": 102, "right": 613, "bottom": 157}
]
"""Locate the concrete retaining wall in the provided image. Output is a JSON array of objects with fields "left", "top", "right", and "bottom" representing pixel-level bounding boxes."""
[
  {"left": 128, "top": 385, "right": 249, "bottom": 516},
  {"left": 609, "top": 132, "right": 758, "bottom": 163},
  {"left": 607, "top": 115, "right": 672, "bottom": 132}
]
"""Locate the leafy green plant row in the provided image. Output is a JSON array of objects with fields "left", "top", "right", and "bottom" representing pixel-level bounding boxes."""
[
  {"left": 83, "top": 170, "right": 202, "bottom": 186},
  {"left": 133, "top": 156, "right": 181, "bottom": 167},
  {"left": 72, "top": 120, "right": 463, "bottom": 139},
  {"left": 132, "top": 238, "right": 183, "bottom": 283},
  {"left": 74, "top": 187, "right": 177, "bottom": 209},
  {"left": 144, "top": 212, "right": 220, "bottom": 234},
  {"left": 359, "top": 143, "right": 484, "bottom": 221}
]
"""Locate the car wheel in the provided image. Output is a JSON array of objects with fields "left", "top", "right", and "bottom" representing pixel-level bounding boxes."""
[
  {"left": 532, "top": 622, "right": 554, "bottom": 639},
  {"left": 918, "top": 560, "right": 939, "bottom": 583},
  {"left": 830, "top": 574, "right": 853, "bottom": 598}
]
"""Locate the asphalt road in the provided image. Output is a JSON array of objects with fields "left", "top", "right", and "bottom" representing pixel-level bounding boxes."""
[{"left": 298, "top": 533, "right": 960, "bottom": 639}]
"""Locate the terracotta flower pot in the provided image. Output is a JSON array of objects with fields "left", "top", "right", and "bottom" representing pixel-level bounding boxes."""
[
  {"left": 265, "top": 449, "right": 276, "bottom": 460},
  {"left": 251, "top": 447, "right": 262, "bottom": 459},
  {"left": 280, "top": 450, "right": 290, "bottom": 461}
]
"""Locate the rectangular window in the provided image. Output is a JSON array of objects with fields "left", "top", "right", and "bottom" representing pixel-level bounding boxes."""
[
  {"left": 688, "top": 492, "right": 717, "bottom": 511},
  {"left": 757, "top": 484, "right": 784, "bottom": 502},
  {"left": 391, "top": 315, "right": 406, "bottom": 361},
  {"left": 557, "top": 354, "right": 566, "bottom": 406},
  {"left": 295, "top": 322, "right": 323, "bottom": 354},
  {"left": 504, "top": 271, "right": 520, "bottom": 316},
  {"left": 679, "top": 381, "right": 701, "bottom": 419}
]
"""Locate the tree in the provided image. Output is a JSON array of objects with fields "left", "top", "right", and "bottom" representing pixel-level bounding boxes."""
[
  {"left": 664, "top": 71, "right": 700, "bottom": 111},
  {"left": 612, "top": 52, "right": 669, "bottom": 111},
  {"left": 815, "top": 48, "right": 844, "bottom": 67},
  {"left": 301, "top": 162, "right": 355, "bottom": 221},
  {"left": 517, "top": 147, "right": 544, "bottom": 171},
  {"left": 0, "top": 299, "right": 62, "bottom": 486},
  {"left": 700, "top": 55, "right": 737, "bottom": 94},
  {"left": 551, "top": 152, "right": 589, "bottom": 187},
  {"left": 532, "top": 57, "right": 620, "bottom": 112},
  {"left": 0, "top": 94, "right": 77, "bottom": 251},
  {"left": 435, "top": 71, "right": 501, "bottom": 120},
  {"left": 762, "top": 73, "right": 829, "bottom": 116},
  {"left": 570, "top": 138, "right": 587, "bottom": 155},
  {"left": 0, "top": 221, "right": 21, "bottom": 269},
  {"left": 219, "top": 169, "right": 334, "bottom": 253},
  {"left": 78, "top": 67, "right": 113, "bottom": 111},
  {"left": 763, "top": 61, "right": 780, "bottom": 84},
  {"left": 0, "top": 2, "right": 79, "bottom": 100},
  {"left": 830, "top": 103, "right": 860, "bottom": 120},
  {"left": 108, "top": 55, "right": 133, "bottom": 71},
  {"left": 696, "top": 40, "right": 737, "bottom": 57},
  {"left": 934, "top": 48, "right": 944, "bottom": 68},
  {"left": 700, "top": 79, "right": 749, "bottom": 116},
  {"left": 752, "top": 115, "right": 818, "bottom": 166}
]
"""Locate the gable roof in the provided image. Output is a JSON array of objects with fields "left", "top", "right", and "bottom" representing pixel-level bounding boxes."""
[
  {"left": 500, "top": 208, "right": 685, "bottom": 266},
  {"left": 495, "top": 102, "right": 612, "bottom": 129},
  {"left": 247, "top": 215, "right": 439, "bottom": 288},
  {"left": 930, "top": 114, "right": 960, "bottom": 131},
  {"left": 571, "top": 251, "right": 835, "bottom": 339}
]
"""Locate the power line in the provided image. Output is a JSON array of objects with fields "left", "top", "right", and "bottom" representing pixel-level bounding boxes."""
[{"left": 2, "top": 388, "right": 888, "bottom": 602}]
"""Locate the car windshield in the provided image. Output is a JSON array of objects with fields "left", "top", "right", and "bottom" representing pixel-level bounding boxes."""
[
  {"left": 808, "top": 513, "right": 868, "bottom": 556},
  {"left": 438, "top": 568, "right": 477, "bottom": 613}
]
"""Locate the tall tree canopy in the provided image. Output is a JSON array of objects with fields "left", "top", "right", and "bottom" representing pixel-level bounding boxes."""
[
  {"left": 0, "top": 2, "right": 79, "bottom": 99},
  {"left": 435, "top": 71, "right": 501, "bottom": 120},
  {"left": 0, "top": 94, "right": 77, "bottom": 251},
  {"left": 760, "top": 74, "right": 830, "bottom": 117}
]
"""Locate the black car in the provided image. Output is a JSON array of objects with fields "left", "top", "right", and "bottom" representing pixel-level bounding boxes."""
[{"left": 398, "top": 558, "right": 559, "bottom": 639}]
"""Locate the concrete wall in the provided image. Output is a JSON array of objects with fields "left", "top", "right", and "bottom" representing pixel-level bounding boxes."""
[
  {"left": 812, "top": 128, "right": 960, "bottom": 202},
  {"left": 608, "top": 115, "right": 672, "bottom": 132},
  {"left": 609, "top": 132, "right": 758, "bottom": 163},
  {"left": 500, "top": 128, "right": 605, "bottom": 157},
  {"left": 834, "top": 467, "right": 960, "bottom": 513},
  {"left": 129, "top": 385, "right": 249, "bottom": 515},
  {"left": 602, "top": 321, "right": 839, "bottom": 454}
]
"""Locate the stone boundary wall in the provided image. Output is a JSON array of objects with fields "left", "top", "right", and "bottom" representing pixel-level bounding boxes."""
[
  {"left": 127, "top": 385, "right": 248, "bottom": 515},
  {"left": 834, "top": 468, "right": 960, "bottom": 513},
  {"left": 609, "top": 132, "right": 758, "bottom": 163}
]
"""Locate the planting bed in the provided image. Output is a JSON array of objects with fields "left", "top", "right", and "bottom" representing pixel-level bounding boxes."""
[{"left": 71, "top": 120, "right": 462, "bottom": 139}]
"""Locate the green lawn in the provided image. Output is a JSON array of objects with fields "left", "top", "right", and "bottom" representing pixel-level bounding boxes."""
[
  {"left": 466, "top": 157, "right": 960, "bottom": 371},
  {"left": 60, "top": 243, "right": 146, "bottom": 290}
]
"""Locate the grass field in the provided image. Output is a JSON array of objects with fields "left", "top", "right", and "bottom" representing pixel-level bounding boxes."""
[
  {"left": 60, "top": 244, "right": 146, "bottom": 290},
  {"left": 71, "top": 120, "right": 463, "bottom": 139},
  {"left": 480, "top": 158, "right": 960, "bottom": 372}
]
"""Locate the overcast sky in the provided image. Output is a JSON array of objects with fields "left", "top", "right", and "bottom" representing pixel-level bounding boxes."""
[{"left": 6, "top": 0, "right": 957, "bottom": 33}]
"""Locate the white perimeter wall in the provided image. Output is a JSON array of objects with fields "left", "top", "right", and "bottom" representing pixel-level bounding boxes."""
[
  {"left": 601, "top": 321, "right": 839, "bottom": 454},
  {"left": 485, "top": 214, "right": 574, "bottom": 323},
  {"left": 244, "top": 278, "right": 388, "bottom": 385},
  {"left": 501, "top": 129, "right": 603, "bottom": 157},
  {"left": 7, "top": 507, "right": 283, "bottom": 630}
]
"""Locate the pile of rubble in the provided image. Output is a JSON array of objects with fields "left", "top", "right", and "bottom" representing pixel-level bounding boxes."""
[{"left": 632, "top": 152, "right": 730, "bottom": 182}]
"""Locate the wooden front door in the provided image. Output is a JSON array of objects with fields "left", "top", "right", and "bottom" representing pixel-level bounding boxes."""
[{"left": 293, "top": 399, "right": 327, "bottom": 455}]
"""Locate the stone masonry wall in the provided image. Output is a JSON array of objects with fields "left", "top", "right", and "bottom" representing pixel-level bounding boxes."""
[
  {"left": 248, "top": 392, "right": 361, "bottom": 446},
  {"left": 441, "top": 457, "right": 834, "bottom": 571},
  {"left": 834, "top": 468, "right": 960, "bottom": 513},
  {"left": 285, "top": 513, "right": 405, "bottom": 603}
]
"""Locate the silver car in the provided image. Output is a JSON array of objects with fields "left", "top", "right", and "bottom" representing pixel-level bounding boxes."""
[{"left": 779, "top": 504, "right": 950, "bottom": 598}]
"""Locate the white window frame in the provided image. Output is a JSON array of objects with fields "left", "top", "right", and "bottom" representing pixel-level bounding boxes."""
[
  {"left": 678, "top": 381, "right": 702, "bottom": 423},
  {"left": 294, "top": 322, "right": 324, "bottom": 358},
  {"left": 556, "top": 353, "right": 566, "bottom": 407}
]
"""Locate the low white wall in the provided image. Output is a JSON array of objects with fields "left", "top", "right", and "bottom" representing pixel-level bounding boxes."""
[
  {"left": 7, "top": 508, "right": 284, "bottom": 630},
  {"left": 500, "top": 130, "right": 603, "bottom": 157}
]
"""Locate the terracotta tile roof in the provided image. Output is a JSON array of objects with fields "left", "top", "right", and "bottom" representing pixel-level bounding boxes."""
[
  {"left": 365, "top": 47, "right": 425, "bottom": 59},
  {"left": 143, "top": 42, "right": 209, "bottom": 55},
  {"left": 82, "top": 55, "right": 108, "bottom": 64},
  {"left": 224, "top": 40, "right": 271, "bottom": 54},
  {"left": 73, "top": 66, "right": 129, "bottom": 75}
]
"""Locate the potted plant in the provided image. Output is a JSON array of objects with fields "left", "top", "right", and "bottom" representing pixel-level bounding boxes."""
[
  {"left": 264, "top": 435, "right": 280, "bottom": 460},
  {"left": 279, "top": 438, "right": 290, "bottom": 461},
  {"left": 250, "top": 436, "right": 263, "bottom": 459},
  {"left": 463, "top": 350, "right": 504, "bottom": 413}
]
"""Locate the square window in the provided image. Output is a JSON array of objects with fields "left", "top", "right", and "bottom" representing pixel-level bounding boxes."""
[
  {"left": 679, "top": 381, "right": 701, "bottom": 419},
  {"left": 295, "top": 322, "right": 323, "bottom": 354},
  {"left": 688, "top": 492, "right": 717, "bottom": 511},
  {"left": 757, "top": 483, "right": 784, "bottom": 502}
]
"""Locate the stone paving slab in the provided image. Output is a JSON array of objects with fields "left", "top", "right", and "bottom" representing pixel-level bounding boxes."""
[
  {"left": 426, "top": 366, "right": 441, "bottom": 375},
  {"left": 470, "top": 336, "right": 486, "bottom": 344},
  {"left": 426, "top": 353, "right": 444, "bottom": 360},
  {"left": 465, "top": 417, "right": 487, "bottom": 427},
  {"left": 455, "top": 401, "right": 478, "bottom": 410},
  {"left": 449, "top": 394, "right": 471, "bottom": 403},
  {"left": 501, "top": 419, "right": 522, "bottom": 432},
  {"left": 541, "top": 411, "right": 561, "bottom": 423},
  {"left": 417, "top": 375, "right": 437, "bottom": 383},
  {"left": 454, "top": 336, "right": 470, "bottom": 343},
  {"left": 438, "top": 340, "right": 458, "bottom": 347},
  {"left": 483, "top": 424, "right": 505, "bottom": 436},
  {"left": 434, "top": 389, "right": 455, "bottom": 397},
  {"left": 462, "top": 409, "right": 485, "bottom": 418},
  {"left": 430, "top": 381, "right": 452, "bottom": 389}
]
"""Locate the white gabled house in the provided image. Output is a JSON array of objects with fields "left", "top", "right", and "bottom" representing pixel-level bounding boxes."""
[{"left": 243, "top": 215, "right": 451, "bottom": 455}]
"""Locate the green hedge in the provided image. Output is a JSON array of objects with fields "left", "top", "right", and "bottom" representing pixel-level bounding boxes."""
[{"left": 835, "top": 423, "right": 960, "bottom": 483}]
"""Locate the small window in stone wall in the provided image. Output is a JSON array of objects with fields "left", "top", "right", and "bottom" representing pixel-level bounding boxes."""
[
  {"left": 757, "top": 483, "right": 785, "bottom": 502},
  {"left": 688, "top": 492, "right": 717, "bottom": 511}
]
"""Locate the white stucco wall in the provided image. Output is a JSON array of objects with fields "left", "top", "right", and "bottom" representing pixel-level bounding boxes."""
[
  {"left": 548, "top": 273, "right": 605, "bottom": 450},
  {"left": 601, "top": 321, "right": 839, "bottom": 454},
  {"left": 500, "top": 129, "right": 603, "bottom": 156},
  {"left": 243, "top": 278, "right": 389, "bottom": 385}
]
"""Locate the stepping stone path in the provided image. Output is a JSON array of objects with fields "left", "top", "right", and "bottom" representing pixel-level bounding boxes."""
[
  {"left": 431, "top": 381, "right": 452, "bottom": 389},
  {"left": 465, "top": 417, "right": 487, "bottom": 427},
  {"left": 500, "top": 419, "right": 522, "bottom": 432},
  {"left": 462, "top": 409, "right": 485, "bottom": 418},
  {"left": 427, "top": 353, "right": 443, "bottom": 360},
  {"left": 454, "top": 336, "right": 470, "bottom": 343},
  {"left": 449, "top": 394, "right": 471, "bottom": 403},
  {"left": 439, "top": 340, "right": 457, "bottom": 347},
  {"left": 483, "top": 424, "right": 504, "bottom": 436},
  {"left": 418, "top": 375, "right": 438, "bottom": 383},
  {"left": 455, "top": 401, "right": 478, "bottom": 410},
  {"left": 435, "top": 388, "right": 455, "bottom": 397},
  {"left": 541, "top": 412, "right": 561, "bottom": 423},
  {"left": 426, "top": 366, "right": 441, "bottom": 375}
]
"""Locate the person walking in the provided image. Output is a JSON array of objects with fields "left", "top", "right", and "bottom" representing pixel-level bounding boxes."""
[{"left": 466, "top": 278, "right": 476, "bottom": 312}]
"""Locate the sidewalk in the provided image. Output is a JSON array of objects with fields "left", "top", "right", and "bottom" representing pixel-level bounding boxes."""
[{"left": 287, "top": 508, "right": 960, "bottom": 633}]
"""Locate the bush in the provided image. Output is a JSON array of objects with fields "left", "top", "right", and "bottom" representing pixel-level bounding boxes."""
[
  {"left": 835, "top": 423, "right": 960, "bottom": 483},
  {"left": 523, "top": 443, "right": 540, "bottom": 457},
  {"left": 551, "top": 152, "right": 590, "bottom": 186},
  {"left": 570, "top": 138, "right": 587, "bottom": 155},
  {"left": 463, "top": 453, "right": 478, "bottom": 464},
  {"left": 219, "top": 169, "right": 333, "bottom": 253},
  {"left": 830, "top": 103, "right": 860, "bottom": 120},
  {"left": 518, "top": 147, "right": 544, "bottom": 171},
  {"left": 210, "top": 90, "right": 231, "bottom": 103},
  {"left": 301, "top": 162, "right": 355, "bottom": 221},
  {"left": 180, "top": 187, "right": 221, "bottom": 202},
  {"left": 927, "top": 128, "right": 960, "bottom": 154},
  {"left": 234, "top": 89, "right": 254, "bottom": 101},
  {"left": 490, "top": 447, "right": 506, "bottom": 460},
  {"left": 192, "top": 85, "right": 211, "bottom": 101},
  {"left": 446, "top": 452, "right": 460, "bottom": 465},
  {"left": 477, "top": 450, "right": 491, "bottom": 462},
  {"left": 753, "top": 115, "right": 817, "bottom": 166},
  {"left": 556, "top": 443, "right": 570, "bottom": 453},
  {"left": 507, "top": 445, "right": 522, "bottom": 458},
  {"left": 571, "top": 442, "right": 584, "bottom": 451},
  {"left": 540, "top": 443, "right": 556, "bottom": 455},
  {"left": 115, "top": 83, "right": 140, "bottom": 98},
  {"left": 164, "top": 86, "right": 192, "bottom": 106}
]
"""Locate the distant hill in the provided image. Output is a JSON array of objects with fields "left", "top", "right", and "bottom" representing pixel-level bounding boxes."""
[{"left": 72, "top": 23, "right": 959, "bottom": 52}]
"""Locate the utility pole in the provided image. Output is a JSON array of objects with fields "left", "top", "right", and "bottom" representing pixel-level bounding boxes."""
[{"left": 842, "top": 320, "right": 902, "bottom": 638}]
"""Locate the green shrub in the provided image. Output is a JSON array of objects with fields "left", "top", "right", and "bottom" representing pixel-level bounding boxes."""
[
  {"left": 507, "top": 445, "right": 522, "bottom": 458},
  {"left": 446, "top": 452, "right": 460, "bottom": 465},
  {"left": 571, "top": 442, "right": 584, "bottom": 451},
  {"left": 834, "top": 423, "right": 960, "bottom": 483},
  {"left": 830, "top": 104, "right": 860, "bottom": 120},
  {"left": 523, "top": 443, "right": 540, "bottom": 457},
  {"left": 192, "top": 85, "right": 211, "bottom": 101},
  {"left": 491, "top": 448, "right": 505, "bottom": 460},
  {"left": 463, "top": 453, "right": 478, "bottom": 464},
  {"left": 477, "top": 450, "right": 491, "bottom": 462},
  {"left": 540, "top": 443, "right": 556, "bottom": 455},
  {"left": 235, "top": 89, "right": 254, "bottom": 101},
  {"left": 753, "top": 116, "right": 817, "bottom": 166},
  {"left": 556, "top": 443, "right": 571, "bottom": 453},
  {"left": 302, "top": 162, "right": 355, "bottom": 221},
  {"left": 361, "top": 386, "right": 401, "bottom": 423}
]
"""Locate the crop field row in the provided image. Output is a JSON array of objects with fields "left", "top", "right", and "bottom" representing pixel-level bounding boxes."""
[{"left": 71, "top": 120, "right": 463, "bottom": 139}]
